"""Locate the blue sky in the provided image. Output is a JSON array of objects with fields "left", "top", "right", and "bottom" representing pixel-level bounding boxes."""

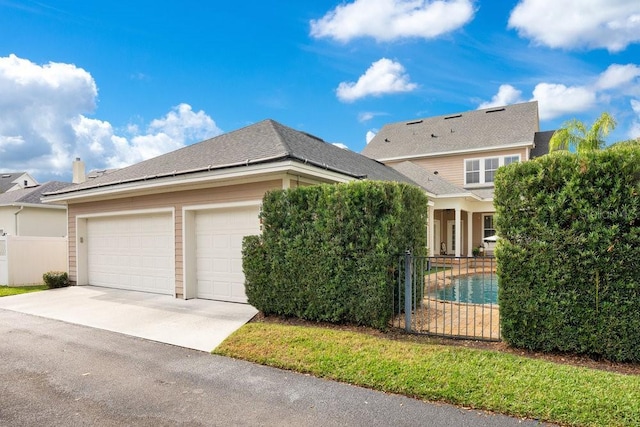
[{"left": 1, "top": 0, "right": 639, "bottom": 182}]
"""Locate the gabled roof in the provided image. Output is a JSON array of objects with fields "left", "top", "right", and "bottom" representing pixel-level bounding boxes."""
[
  {"left": 392, "top": 161, "right": 492, "bottom": 200},
  {"left": 392, "top": 161, "right": 467, "bottom": 196},
  {"left": 362, "top": 101, "right": 540, "bottom": 161},
  {"left": 0, "top": 172, "right": 31, "bottom": 193},
  {"left": 0, "top": 181, "right": 71, "bottom": 206},
  {"left": 532, "top": 130, "right": 555, "bottom": 158},
  {"left": 46, "top": 119, "right": 414, "bottom": 197}
]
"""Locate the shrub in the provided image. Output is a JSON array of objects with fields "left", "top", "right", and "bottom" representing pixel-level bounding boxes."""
[
  {"left": 243, "top": 180, "right": 428, "bottom": 330},
  {"left": 494, "top": 146, "right": 640, "bottom": 362},
  {"left": 43, "top": 271, "right": 69, "bottom": 289}
]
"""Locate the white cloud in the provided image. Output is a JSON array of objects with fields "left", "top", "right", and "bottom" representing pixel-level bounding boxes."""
[
  {"left": 337, "top": 58, "right": 418, "bottom": 102},
  {"left": 595, "top": 64, "right": 640, "bottom": 90},
  {"left": 478, "top": 63, "right": 640, "bottom": 121},
  {"left": 508, "top": 0, "right": 640, "bottom": 52},
  {"left": 332, "top": 142, "right": 350, "bottom": 150},
  {"left": 532, "top": 83, "right": 597, "bottom": 120},
  {"left": 311, "top": 0, "right": 475, "bottom": 42},
  {"left": 629, "top": 99, "right": 640, "bottom": 139},
  {"left": 366, "top": 130, "right": 377, "bottom": 144},
  {"left": 477, "top": 84, "right": 524, "bottom": 109},
  {"left": 359, "top": 112, "right": 375, "bottom": 122},
  {"left": 0, "top": 54, "right": 221, "bottom": 180}
]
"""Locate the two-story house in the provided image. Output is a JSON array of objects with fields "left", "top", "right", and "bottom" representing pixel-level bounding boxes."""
[{"left": 362, "top": 101, "right": 552, "bottom": 257}]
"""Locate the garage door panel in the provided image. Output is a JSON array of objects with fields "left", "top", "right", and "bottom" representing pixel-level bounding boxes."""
[
  {"left": 194, "top": 206, "right": 259, "bottom": 303},
  {"left": 87, "top": 213, "right": 174, "bottom": 295}
]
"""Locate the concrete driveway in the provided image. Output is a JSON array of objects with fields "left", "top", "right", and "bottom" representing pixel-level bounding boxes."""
[{"left": 0, "top": 285, "right": 257, "bottom": 352}]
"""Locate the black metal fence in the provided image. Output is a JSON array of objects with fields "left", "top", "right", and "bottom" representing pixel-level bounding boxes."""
[{"left": 393, "top": 254, "right": 500, "bottom": 341}]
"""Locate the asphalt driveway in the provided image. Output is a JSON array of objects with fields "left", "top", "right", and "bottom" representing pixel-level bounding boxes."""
[
  {"left": 0, "top": 309, "right": 553, "bottom": 426},
  {"left": 0, "top": 285, "right": 257, "bottom": 352}
]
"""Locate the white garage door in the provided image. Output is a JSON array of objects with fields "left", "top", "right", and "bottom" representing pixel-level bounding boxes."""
[
  {"left": 87, "top": 213, "right": 174, "bottom": 295},
  {"left": 195, "top": 206, "right": 260, "bottom": 303}
]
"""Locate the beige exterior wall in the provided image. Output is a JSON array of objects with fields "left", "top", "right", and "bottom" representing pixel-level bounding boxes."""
[
  {"left": 67, "top": 179, "right": 282, "bottom": 298},
  {"left": 0, "top": 206, "right": 67, "bottom": 237},
  {"left": 387, "top": 147, "right": 528, "bottom": 188}
]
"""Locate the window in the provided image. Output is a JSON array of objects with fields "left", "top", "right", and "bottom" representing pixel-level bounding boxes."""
[
  {"left": 484, "top": 158, "right": 499, "bottom": 182},
  {"left": 464, "top": 154, "right": 521, "bottom": 185},
  {"left": 483, "top": 215, "right": 495, "bottom": 238},
  {"left": 465, "top": 160, "right": 480, "bottom": 184},
  {"left": 504, "top": 155, "right": 519, "bottom": 166}
]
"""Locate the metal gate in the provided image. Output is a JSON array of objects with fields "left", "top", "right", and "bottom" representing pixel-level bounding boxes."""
[{"left": 393, "top": 253, "right": 501, "bottom": 341}]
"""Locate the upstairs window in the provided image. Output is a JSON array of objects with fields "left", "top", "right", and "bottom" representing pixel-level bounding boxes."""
[
  {"left": 484, "top": 158, "right": 499, "bottom": 182},
  {"left": 465, "top": 160, "right": 480, "bottom": 184},
  {"left": 504, "top": 155, "right": 519, "bottom": 166},
  {"left": 464, "top": 154, "right": 521, "bottom": 186}
]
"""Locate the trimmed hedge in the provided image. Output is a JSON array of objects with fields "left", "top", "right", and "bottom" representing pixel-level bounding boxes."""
[
  {"left": 43, "top": 271, "right": 69, "bottom": 289},
  {"left": 243, "top": 181, "right": 428, "bottom": 330},
  {"left": 494, "top": 146, "right": 640, "bottom": 361}
]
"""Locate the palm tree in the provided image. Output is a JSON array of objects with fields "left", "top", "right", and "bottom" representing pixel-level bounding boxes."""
[{"left": 549, "top": 112, "right": 617, "bottom": 154}]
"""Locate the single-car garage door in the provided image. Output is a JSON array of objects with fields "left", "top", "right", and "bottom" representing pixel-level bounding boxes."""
[
  {"left": 87, "top": 213, "right": 174, "bottom": 295},
  {"left": 195, "top": 206, "right": 260, "bottom": 303}
]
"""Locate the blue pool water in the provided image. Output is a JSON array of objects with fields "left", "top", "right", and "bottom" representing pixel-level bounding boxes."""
[{"left": 435, "top": 273, "right": 498, "bottom": 305}]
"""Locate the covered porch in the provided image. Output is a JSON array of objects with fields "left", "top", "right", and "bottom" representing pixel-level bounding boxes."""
[{"left": 427, "top": 198, "right": 495, "bottom": 257}]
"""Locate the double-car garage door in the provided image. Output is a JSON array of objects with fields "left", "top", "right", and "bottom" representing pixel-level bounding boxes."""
[{"left": 85, "top": 206, "right": 260, "bottom": 302}]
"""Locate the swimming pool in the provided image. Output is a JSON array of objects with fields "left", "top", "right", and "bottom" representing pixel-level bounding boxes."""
[{"left": 434, "top": 273, "right": 498, "bottom": 305}]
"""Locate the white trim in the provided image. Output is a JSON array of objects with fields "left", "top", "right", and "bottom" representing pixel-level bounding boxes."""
[
  {"left": 375, "top": 141, "right": 532, "bottom": 163},
  {"left": 43, "top": 161, "right": 354, "bottom": 204},
  {"left": 76, "top": 207, "right": 175, "bottom": 219},
  {"left": 1, "top": 203, "right": 66, "bottom": 210},
  {"left": 182, "top": 200, "right": 261, "bottom": 213}
]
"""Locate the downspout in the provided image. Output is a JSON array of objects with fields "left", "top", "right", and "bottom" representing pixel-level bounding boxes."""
[{"left": 13, "top": 205, "right": 24, "bottom": 236}]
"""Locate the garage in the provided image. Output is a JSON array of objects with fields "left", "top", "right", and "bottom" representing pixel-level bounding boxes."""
[
  {"left": 86, "top": 213, "right": 174, "bottom": 295},
  {"left": 194, "top": 205, "right": 260, "bottom": 303}
]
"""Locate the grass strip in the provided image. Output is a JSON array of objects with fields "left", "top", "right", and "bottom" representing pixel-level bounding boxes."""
[
  {"left": 214, "top": 323, "right": 640, "bottom": 427},
  {"left": 0, "top": 285, "right": 48, "bottom": 297}
]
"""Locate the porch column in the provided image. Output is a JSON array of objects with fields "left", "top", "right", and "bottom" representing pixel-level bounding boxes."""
[
  {"left": 467, "top": 212, "right": 473, "bottom": 257},
  {"left": 455, "top": 207, "right": 461, "bottom": 257},
  {"left": 428, "top": 204, "right": 435, "bottom": 256}
]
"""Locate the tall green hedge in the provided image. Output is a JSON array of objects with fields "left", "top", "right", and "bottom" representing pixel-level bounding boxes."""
[
  {"left": 243, "top": 180, "right": 428, "bottom": 330},
  {"left": 494, "top": 146, "right": 640, "bottom": 361}
]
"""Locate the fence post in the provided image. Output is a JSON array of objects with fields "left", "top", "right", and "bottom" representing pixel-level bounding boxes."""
[{"left": 404, "top": 250, "right": 412, "bottom": 332}]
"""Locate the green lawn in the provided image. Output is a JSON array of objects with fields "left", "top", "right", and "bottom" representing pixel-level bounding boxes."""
[
  {"left": 0, "top": 285, "right": 48, "bottom": 297},
  {"left": 214, "top": 322, "right": 640, "bottom": 427}
]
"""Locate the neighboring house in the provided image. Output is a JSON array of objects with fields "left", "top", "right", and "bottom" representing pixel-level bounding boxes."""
[
  {"left": 0, "top": 181, "right": 70, "bottom": 286},
  {"left": 43, "top": 119, "right": 415, "bottom": 301},
  {"left": 0, "top": 181, "right": 70, "bottom": 237},
  {"left": 362, "top": 101, "right": 552, "bottom": 257},
  {"left": 0, "top": 172, "right": 39, "bottom": 193}
]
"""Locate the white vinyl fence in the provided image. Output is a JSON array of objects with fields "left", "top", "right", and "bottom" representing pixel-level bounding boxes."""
[{"left": 0, "top": 236, "right": 67, "bottom": 286}]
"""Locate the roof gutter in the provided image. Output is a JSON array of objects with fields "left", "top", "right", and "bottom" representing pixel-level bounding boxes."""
[
  {"left": 375, "top": 141, "right": 533, "bottom": 163},
  {"left": 43, "top": 154, "right": 369, "bottom": 200}
]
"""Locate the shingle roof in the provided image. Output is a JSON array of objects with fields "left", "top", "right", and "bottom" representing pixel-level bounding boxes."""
[
  {"left": 391, "top": 161, "right": 493, "bottom": 200},
  {"left": 0, "top": 172, "right": 26, "bottom": 193},
  {"left": 532, "top": 130, "right": 555, "bottom": 158},
  {"left": 391, "top": 161, "right": 467, "bottom": 196},
  {"left": 47, "top": 119, "right": 415, "bottom": 196},
  {"left": 362, "top": 101, "right": 540, "bottom": 160},
  {"left": 0, "top": 181, "right": 72, "bottom": 205}
]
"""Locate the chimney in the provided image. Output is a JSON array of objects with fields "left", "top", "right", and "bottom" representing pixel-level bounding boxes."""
[{"left": 72, "top": 157, "right": 86, "bottom": 184}]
